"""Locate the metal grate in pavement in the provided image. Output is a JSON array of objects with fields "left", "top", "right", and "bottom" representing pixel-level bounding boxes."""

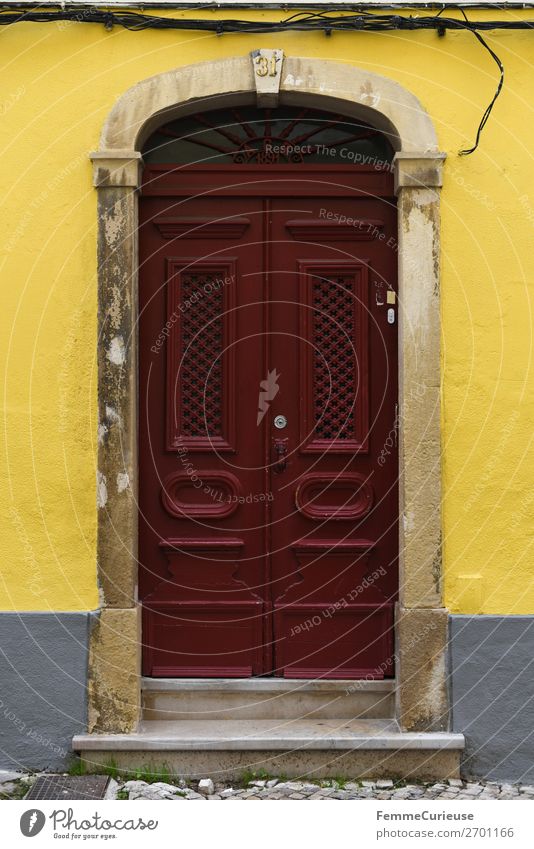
[{"left": 25, "top": 775, "right": 110, "bottom": 800}]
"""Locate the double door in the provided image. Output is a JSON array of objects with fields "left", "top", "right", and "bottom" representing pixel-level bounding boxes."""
[{"left": 139, "top": 181, "right": 398, "bottom": 678}]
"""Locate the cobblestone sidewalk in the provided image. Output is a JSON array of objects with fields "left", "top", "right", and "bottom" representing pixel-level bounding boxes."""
[{"left": 2, "top": 771, "right": 533, "bottom": 800}]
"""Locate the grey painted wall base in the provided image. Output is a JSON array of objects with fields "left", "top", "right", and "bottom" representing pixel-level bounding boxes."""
[
  {"left": 450, "top": 615, "right": 534, "bottom": 782},
  {"left": 1, "top": 610, "right": 533, "bottom": 778},
  {"left": 0, "top": 612, "right": 93, "bottom": 771}
]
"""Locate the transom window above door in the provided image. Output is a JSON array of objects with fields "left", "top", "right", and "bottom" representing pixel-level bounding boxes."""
[{"left": 142, "top": 105, "right": 394, "bottom": 166}]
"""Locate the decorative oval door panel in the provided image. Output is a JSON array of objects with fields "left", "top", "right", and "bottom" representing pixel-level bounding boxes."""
[
  {"left": 295, "top": 473, "right": 374, "bottom": 521},
  {"left": 161, "top": 471, "right": 243, "bottom": 519}
]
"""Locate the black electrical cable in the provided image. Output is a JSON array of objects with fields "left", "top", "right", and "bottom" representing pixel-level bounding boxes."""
[
  {"left": 0, "top": 6, "right": 527, "bottom": 154},
  {"left": 458, "top": 9, "right": 505, "bottom": 155},
  {"left": 2, "top": 8, "right": 534, "bottom": 32}
]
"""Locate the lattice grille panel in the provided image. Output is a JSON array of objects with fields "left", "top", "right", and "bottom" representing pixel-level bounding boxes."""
[
  {"left": 312, "top": 275, "right": 356, "bottom": 440},
  {"left": 179, "top": 273, "right": 224, "bottom": 437}
]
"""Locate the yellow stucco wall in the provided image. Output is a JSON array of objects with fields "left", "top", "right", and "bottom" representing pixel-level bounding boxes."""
[{"left": 0, "top": 9, "right": 533, "bottom": 613}]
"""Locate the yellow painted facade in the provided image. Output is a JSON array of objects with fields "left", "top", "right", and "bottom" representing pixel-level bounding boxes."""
[{"left": 1, "top": 9, "right": 533, "bottom": 614}]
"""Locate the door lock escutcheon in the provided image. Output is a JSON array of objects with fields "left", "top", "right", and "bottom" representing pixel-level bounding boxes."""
[{"left": 272, "top": 437, "right": 288, "bottom": 473}]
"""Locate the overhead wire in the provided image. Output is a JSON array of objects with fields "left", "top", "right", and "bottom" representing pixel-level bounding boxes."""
[{"left": 0, "top": 6, "right": 526, "bottom": 153}]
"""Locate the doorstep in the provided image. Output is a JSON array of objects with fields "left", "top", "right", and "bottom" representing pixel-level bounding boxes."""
[{"left": 73, "top": 719, "right": 465, "bottom": 781}]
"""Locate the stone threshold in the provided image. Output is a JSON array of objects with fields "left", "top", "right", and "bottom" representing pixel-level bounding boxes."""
[
  {"left": 142, "top": 677, "right": 396, "bottom": 693},
  {"left": 74, "top": 719, "right": 464, "bottom": 752}
]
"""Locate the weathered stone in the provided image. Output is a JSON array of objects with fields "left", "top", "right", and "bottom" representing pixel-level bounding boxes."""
[
  {"left": 500, "top": 783, "right": 518, "bottom": 793},
  {"left": 87, "top": 607, "right": 140, "bottom": 733},
  {"left": 104, "top": 778, "right": 120, "bottom": 799},
  {"left": 0, "top": 782, "right": 17, "bottom": 796},
  {"left": 124, "top": 780, "right": 183, "bottom": 800},
  {"left": 91, "top": 151, "right": 142, "bottom": 189},
  {"left": 396, "top": 180, "right": 442, "bottom": 613},
  {"left": 397, "top": 607, "right": 449, "bottom": 731},
  {"left": 93, "top": 179, "right": 139, "bottom": 612},
  {"left": 251, "top": 48, "right": 284, "bottom": 108},
  {"left": 0, "top": 771, "right": 23, "bottom": 784},
  {"left": 198, "top": 778, "right": 215, "bottom": 795},
  {"left": 394, "top": 153, "right": 444, "bottom": 192}
]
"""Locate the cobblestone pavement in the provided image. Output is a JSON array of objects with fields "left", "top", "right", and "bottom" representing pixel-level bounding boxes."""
[{"left": 1, "top": 771, "right": 533, "bottom": 800}]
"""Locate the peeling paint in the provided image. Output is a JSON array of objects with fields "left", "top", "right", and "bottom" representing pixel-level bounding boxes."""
[
  {"left": 399, "top": 608, "right": 448, "bottom": 732},
  {"left": 97, "top": 422, "right": 108, "bottom": 445},
  {"left": 96, "top": 471, "right": 108, "bottom": 508},
  {"left": 426, "top": 653, "right": 446, "bottom": 713},
  {"left": 283, "top": 73, "right": 303, "bottom": 87},
  {"left": 107, "top": 336, "right": 125, "bottom": 366},
  {"left": 108, "top": 284, "right": 123, "bottom": 330},
  {"left": 117, "top": 472, "right": 129, "bottom": 493},
  {"left": 360, "top": 82, "right": 381, "bottom": 109},
  {"left": 104, "top": 207, "right": 122, "bottom": 247},
  {"left": 431, "top": 532, "right": 443, "bottom": 594},
  {"left": 105, "top": 405, "right": 120, "bottom": 424}
]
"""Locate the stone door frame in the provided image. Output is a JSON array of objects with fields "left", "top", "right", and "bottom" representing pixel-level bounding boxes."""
[{"left": 89, "top": 55, "right": 446, "bottom": 734}]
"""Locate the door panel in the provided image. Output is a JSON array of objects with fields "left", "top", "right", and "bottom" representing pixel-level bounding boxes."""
[
  {"left": 139, "top": 177, "right": 398, "bottom": 679},
  {"left": 267, "top": 197, "right": 397, "bottom": 678},
  {"left": 139, "top": 196, "right": 269, "bottom": 676}
]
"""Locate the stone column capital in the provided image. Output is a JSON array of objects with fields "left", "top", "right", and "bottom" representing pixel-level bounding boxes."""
[
  {"left": 90, "top": 150, "right": 143, "bottom": 188},
  {"left": 394, "top": 152, "right": 446, "bottom": 193}
]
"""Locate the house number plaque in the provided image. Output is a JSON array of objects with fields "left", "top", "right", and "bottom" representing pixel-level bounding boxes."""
[{"left": 251, "top": 49, "right": 284, "bottom": 108}]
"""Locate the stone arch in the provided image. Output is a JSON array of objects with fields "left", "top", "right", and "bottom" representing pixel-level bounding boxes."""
[{"left": 98, "top": 56, "right": 438, "bottom": 154}]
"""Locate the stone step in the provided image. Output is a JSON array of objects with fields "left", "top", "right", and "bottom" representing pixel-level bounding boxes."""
[
  {"left": 74, "top": 719, "right": 464, "bottom": 781},
  {"left": 141, "top": 677, "right": 396, "bottom": 721}
]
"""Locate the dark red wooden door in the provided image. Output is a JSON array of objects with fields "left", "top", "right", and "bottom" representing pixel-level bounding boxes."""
[{"left": 139, "top": 167, "right": 398, "bottom": 679}]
